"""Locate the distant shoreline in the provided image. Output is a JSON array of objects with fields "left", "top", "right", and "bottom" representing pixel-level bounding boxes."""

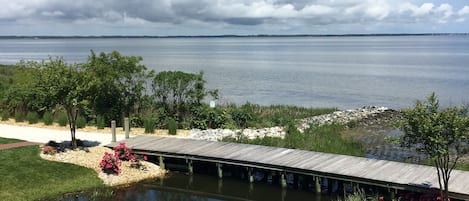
[{"left": 1, "top": 33, "right": 468, "bottom": 39}]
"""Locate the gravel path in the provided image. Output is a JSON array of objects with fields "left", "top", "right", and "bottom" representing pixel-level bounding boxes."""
[{"left": 0, "top": 123, "right": 132, "bottom": 145}]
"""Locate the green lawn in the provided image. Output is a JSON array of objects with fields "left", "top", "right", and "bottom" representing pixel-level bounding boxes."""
[
  {"left": 0, "top": 137, "right": 22, "bottom": 144},
  {"left": 0, "top": 145, "right": 104, "bottom": 201}
]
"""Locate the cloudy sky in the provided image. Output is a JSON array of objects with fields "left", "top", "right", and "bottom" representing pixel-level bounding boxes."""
[{"left": 1, "top": 0, "right": 469, "bottom": 36}]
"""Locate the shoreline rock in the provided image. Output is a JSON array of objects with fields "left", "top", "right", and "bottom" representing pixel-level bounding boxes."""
[
  {"left": 189, "top": 106, "right": 401, "bottom": 141},
  {"left": 298, "top": 106, "right": 401, "bottom": 131}
]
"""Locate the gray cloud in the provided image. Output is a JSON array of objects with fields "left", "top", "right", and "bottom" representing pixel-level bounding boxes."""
[{"left": 0, "top": 0, "right": 468, "bottom": 34}]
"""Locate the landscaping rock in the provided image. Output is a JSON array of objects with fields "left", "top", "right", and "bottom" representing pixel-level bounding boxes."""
[{"left": 189, "top": 106, "right": 400, "bottom": 141}]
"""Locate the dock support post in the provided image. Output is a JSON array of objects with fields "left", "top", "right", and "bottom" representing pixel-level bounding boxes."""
[
  {"left": 159, "top": 156, "right": 165, "bottom": 170},
  {"left": 281, "top": 173, "right": 287, "bottom": 188},
  {"left": 387, "top": 188, "right": 396, "bottom": 200},
  {"left": 248, "top": 168, "right": 254, "bottom": 183},
  {"left": 217, "top": 178, "right": 223, "bottom": 193},
  {"left": 124, "top": 117, "right": 129, "bottom": 139},
  {"left": 217, "top": 163, "right": 223, "bottom": 179},
  {"left": 315, "top": 177, "right": 321, "bottom": 193},
  {"left": 187, "top": 159, "right": 193, "bottom": 175},
  {"left": 111, "top": 120, "right": 116, "bottom": 142}
]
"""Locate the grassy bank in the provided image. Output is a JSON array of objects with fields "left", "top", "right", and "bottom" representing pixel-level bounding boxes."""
[
  {"left": 0, "top": 143, "right": 103, "bottom": 201},
  {"left": 223, "top": 124, "right": 364, "bottom": 157},
  {"left": 0, "top": 137, "right": 21, "bottom": 144}
]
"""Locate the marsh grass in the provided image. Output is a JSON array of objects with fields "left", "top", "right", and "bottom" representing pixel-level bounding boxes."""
[
  {"left": 0, "top": 145, "right": 103, "bottom": 201},
  {"left": 223, "top": 124, "right": 364, "bottom": 157},
  {"left": 224, "top": 103, "right": 337, "bottom": 128}
]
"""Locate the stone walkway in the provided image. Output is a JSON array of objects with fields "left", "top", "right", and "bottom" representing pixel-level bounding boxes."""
[{"left": 0, "top": 141, "right": 42, "bottom": 150}]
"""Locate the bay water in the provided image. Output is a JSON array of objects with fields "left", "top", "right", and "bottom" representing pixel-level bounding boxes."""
[{"left": 1, "top": 36, "right": 468, "bottom": 109}]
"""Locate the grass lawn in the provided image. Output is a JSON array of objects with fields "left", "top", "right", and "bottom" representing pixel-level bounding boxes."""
[
  {"left": 0, "top": 137, "right": 22, "bottom": 144},
  {"left": 0, "top": 145, "right": 104, "bottom": 201}
]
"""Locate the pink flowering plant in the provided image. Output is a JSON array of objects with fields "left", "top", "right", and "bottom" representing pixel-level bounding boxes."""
[
  {"left": 99, "top": 152, "right": 121, "bottom": 175},
  {"left": 114, "top": 142, "right": 133, "bottom": 161}
]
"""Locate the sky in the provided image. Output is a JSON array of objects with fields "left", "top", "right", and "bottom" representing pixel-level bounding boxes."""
[{"left": 1, "top": 0, "right": 469, "bottom": 36}]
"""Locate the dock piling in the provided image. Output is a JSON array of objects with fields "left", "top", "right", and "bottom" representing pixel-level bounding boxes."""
[
  {"left": 217, "top": 163, "right": 223, "bottom": 179},
  {"left": 248, "top": 168, "right": 254, "bottom": 183},
  {"left": 159, "top": 156, "right": 165, "bottom": 170},
  {"left": 111, "top": 120, "right": 116, "bottom": 142},
  {"left": 124, "top": 117, "right": 129, "bottom": 139},
  {"left": 315, "top": 177, "right": 321, "bottom": 193},
  {"left": 187, "top": 159, "right": 193, "bottom": 175},
  {"left": 281, "top": 172, "right": 287, "bottom": 188}
]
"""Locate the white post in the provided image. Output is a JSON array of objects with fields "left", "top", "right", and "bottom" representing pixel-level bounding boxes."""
[
  {"left": 111, "top": 120, "right": 116, "bottom": 142},
  {"left": 124, "top": 117, "right": 129, "bottom": 139}
]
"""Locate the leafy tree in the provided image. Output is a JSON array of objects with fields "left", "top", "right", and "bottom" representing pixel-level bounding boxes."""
[
  {"left": 38, "top": 58, "right": 90, "bottom": 148},
  {"left": 83, "top": 50, "right": 148, "bottom": 125},
  {"left": 152, "top": 71, "right": 216, "bottom": 121},
  {"left": 398, "top": 93, "right": 469, "bottom": 201}
]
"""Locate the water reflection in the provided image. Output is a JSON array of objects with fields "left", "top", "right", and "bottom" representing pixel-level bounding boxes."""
[{"left": 57, "top": 173, "right": 334, "bottom": 201}]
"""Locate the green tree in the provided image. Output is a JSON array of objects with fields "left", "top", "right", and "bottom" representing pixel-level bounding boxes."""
[
  {"left": 83, "top": 50, "right": 148, "bottom": 125},
  {"left": 39, "top": 58, "right": 90, "bottom": 149},
  {"left": 152, "top": 71, "right": 215, "bottom": 121},
  {"left": 398, "top": 93, "right": 469, "bottom": 201}
]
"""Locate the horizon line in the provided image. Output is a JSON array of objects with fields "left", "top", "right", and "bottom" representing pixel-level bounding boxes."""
[{"left": 1, "top": 33, "right": 469, "bottom": 39}]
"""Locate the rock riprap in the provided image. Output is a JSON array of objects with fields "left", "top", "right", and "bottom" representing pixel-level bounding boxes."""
[
  {"left": 189, "top": 106, "right": 399, "bottom": 141},
  {"left": 298, "top": 106, "right": 398, "bottom": 132},
  {"left": 189, "top": 127, "right": 285, "bottom": 141}
]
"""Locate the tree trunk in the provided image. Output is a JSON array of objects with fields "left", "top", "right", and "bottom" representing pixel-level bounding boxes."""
[{"left": 67, "top": 107, "right": 78, "bottom": 149}]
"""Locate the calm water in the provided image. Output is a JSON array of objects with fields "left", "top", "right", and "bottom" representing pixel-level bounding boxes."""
[
  {"left": 1, "top": 36, "right": 468, "bottom": 109},
  {"left": 58, "top": 173, "right": 334, "bottom": 201}
]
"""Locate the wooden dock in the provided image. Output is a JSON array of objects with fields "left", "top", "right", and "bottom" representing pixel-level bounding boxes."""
[{"left": 106, "top": 136, "right": 469, "bottom": 199}]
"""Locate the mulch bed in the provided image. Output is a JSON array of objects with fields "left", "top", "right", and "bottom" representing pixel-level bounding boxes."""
[{"left": 0, "top": 141, "right": 42, "bottom": 150}]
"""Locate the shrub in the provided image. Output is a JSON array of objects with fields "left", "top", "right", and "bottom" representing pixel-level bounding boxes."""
[
  {"left": 57, "top": 112, "right": 68, "bottom": 127},
  {"left": 27, "top": 112, "right": 39, "bottom": 124},
  {"left": 1, "top": 111, "right": 8, "bottom": 121},
  {"left": 99, "top": 152, "right": 121, "bottom": 175},
  {"left": 14, "top": 112, "right": 25, "bottom": 122},
  {"left": 168, "top": 118, "right": 177, "bottom": 135},
  {"left": 42, "top": 112, "right": 54, "bottom": 125},
  {"left": 144, "top": 117, "right": 155, "bottom": 134},
  {"left": 96, "top": 116, "right": 105, "bottom": 129},
  {"left": 114, "top": 142, "right": 132, "bottom": 161},
  {"left": 76, "top": 116, "right": 86, "bottom": 129}
]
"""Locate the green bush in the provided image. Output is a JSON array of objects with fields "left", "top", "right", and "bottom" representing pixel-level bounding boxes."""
[
  {"left": 168, "top": 118, "right": 177, "bottom": 135},
  {"left": 14, "top": 112, "right": 25, "bottom": 122},
  {"left": 76, "top": 116, "right": 87, "bottom": 129},
  {"left": 42, "top": 112, "right": 54, "bottom": 125},
  {"left": 1, "top": 111, "right": 8, "bottom": 121},
  {"left": 96, "top": 116, "right": 105, "bottom": 129},
  {"left": 57, "top": 112, "right": 68, "bottom": 127},
  {"left": 144, "top": 118, "right": 155, "bottom": 134},
  {"left": 26, "top": 112, "right": 39, "bottom": 124}
]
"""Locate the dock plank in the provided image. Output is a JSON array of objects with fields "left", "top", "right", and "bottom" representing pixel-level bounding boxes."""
[{"left": 106, "top": 136, "right": 469, "bottom": 198}]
